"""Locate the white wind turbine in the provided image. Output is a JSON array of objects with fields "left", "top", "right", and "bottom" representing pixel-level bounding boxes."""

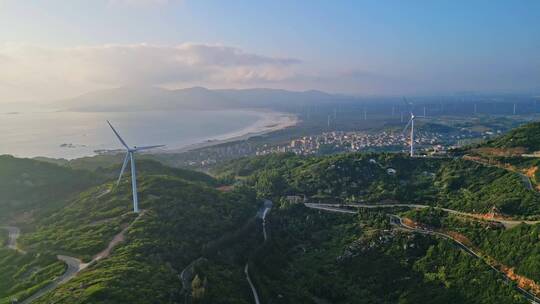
[
  {"left": 403, "top": 112, "right": 416, "bottom": 157},
  {"left": 402, "top": 98, "right": 424, "bottom": 157},
  {"left": 107, "top": 121, "right": 165, "bottom": 213}
]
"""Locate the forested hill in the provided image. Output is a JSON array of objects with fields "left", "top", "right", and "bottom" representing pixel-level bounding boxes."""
[
  {"left": 23, "top": 175, "right": 259, "bottom": 304},
  {"left": 0, "top": 155, "right": 101, "bottom": 222},
  {"left": 1, "top": 156, "right": 260, "bottom": 304},
  {"left": 479, "top": 121, "right": 540, "bottom": 153},
  {"left": 0, "top": 155, "right": 220, "bottom": 225},
  {"left": 215, "top": 152, "right": 540, "bottom": 216}
]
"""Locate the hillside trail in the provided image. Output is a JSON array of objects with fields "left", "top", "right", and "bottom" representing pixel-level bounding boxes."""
[{"left": 19, "top": 210, "right": 146, "bottom": 304}]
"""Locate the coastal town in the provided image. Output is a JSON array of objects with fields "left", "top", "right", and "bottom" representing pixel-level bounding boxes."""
[
  {"left": 255, "top": 131, "right": 448, "bottom": 156},
  {"left": 178, "top": 129, "right": 484, "bottom": 168}
]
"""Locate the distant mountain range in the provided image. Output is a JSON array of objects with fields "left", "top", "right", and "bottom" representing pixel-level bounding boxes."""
[{"left": 60, "top": 86, "right": 354, "bottom": 112}]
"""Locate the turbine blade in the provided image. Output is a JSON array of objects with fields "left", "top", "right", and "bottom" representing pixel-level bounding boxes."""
[
  {"left": 107, "top": 120, "right": 129, "bottom": 149},
  {"left": 116, "top": 152, "right": 130, "bottom": 186},
  {"left": 134, "top": 145, "right": 165, "bottom": 151},
  {"left": 402, "top": 118, "right": 413, "bottom": 133}
]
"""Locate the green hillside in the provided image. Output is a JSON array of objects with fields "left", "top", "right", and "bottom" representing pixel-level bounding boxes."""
[
  {"left": 1, "top": 163, "right": 258, "bottom": 303},
  {"left": 485, "top": 121, "right": 540, "bottom": 152},
  {"left": 217, "top": 152, "right": 540, "bottom": 216},
  {"left": 3, "top": 147, "right": 540, "bottom": 303},
  {"left": 248, "top": 205, "right": 527, "bottom": 303},
  {"left": 0, "top": 155, "right": 101, "bottom": 223}
]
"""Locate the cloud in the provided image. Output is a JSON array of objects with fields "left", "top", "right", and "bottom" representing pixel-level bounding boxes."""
[
  {"left": 0, "top": 43, "right": 301, "bottom": 101},
  {"left": 107, "top": 0, "right": 173, "bottom": 6}
]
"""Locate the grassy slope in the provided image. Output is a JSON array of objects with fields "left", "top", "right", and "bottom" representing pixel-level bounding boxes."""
[
  {"left": 0, "top": 155, "right": 102, "bottom": 223},
  {"left": 0, "top": 156, "right": 103, "bottom": 302},
  {"left": 29, "top": 175, "right": 258, "bottom": 304},
  {"left": 0, "top": 231, "right": 6, "bottom": 247},
  {"left": 0, "top": 156, "right": 238, "bottom": 303},
  {"left": 0, "top": 249, "right": 65, "bottom": 304},
  {"left": 485, "top": 122, "right": 540, "bottom": 152}
]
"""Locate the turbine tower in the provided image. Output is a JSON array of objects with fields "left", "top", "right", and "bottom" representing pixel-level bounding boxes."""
[
  {"left": 107, "top": 121, "right": 165, "bottom": 213},
  {"left": 403, "top": 112, "right": 416, "bottom": 157},
  {"left": 402, "top": 97, "right": 424, "bottom": 157}
]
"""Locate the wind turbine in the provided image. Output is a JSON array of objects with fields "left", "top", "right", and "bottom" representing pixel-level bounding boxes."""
[
  {"left": 107, "top": 121, "right": 165, "bottom": 213},
  {"left": 402, "top": 98, "right": 424, "bottom": 157}
]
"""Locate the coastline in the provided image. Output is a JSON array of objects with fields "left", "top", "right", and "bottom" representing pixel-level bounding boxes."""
[{"left": 167, "top": 110, "right": 299, "bottom": 153}]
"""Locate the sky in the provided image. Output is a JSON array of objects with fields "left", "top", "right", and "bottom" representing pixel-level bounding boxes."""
[{"left": 0, "top": 0, "right": 539, "bottom": 102}]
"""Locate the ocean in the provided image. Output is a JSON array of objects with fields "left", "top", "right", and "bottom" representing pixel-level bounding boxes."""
[{"left": 0, "top": 110, "right": 268, "bottom": 159}]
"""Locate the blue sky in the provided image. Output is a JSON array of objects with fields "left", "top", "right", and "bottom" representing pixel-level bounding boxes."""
[{"left": 0, "top": 0, "right": 539, "bottom": 100}]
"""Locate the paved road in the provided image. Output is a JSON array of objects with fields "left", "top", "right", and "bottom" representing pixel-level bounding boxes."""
[
  {"left": 390, "top": 214, "right": 540, "bottom": 304},
  {"left": 179, "top": 202, "right": 271, "bottom": 304},
  {"left": 1, "top": 226, "right": 24, "bottom": 253},
  {"left": 245, "top": 264, "right": 261, "bottom": 304},
  {"left": 259, "top": 199, "right": 273, "bottom": 241},
  {"left": 20, "top": 211, "right": 145, "bottom": 303},
  {"left": 305, "top": 203, "right": 540, "bottom": 229},
  {"left": 305, "top": 203, "right": 540, "bottom": 304},
  {"left": 246, "top": 200, "right": 273, "bottom": 304},
  {"left": 20, "top": 256, "right": 88, "bottom": 304},
  {"left": 304, "top": 203, "right": 357, "bottom": 215}
]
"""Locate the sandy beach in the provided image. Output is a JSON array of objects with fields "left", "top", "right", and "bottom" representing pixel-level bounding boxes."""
[{"left": 169, "top": 110, "right": 299, "bottom": 153}]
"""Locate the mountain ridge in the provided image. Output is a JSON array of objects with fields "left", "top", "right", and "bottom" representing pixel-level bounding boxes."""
[{"left": 59, "top": 86, "right": 351, "bottom": 112}]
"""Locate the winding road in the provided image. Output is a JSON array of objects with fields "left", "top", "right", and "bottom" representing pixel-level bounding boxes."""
[
  {"left": 304, "top": 203, "right": 540, "bottom": 304},
  {"left": 16, "top": 211, "right": 146, "bottom": 304},
  {"left": 246, "top": 199, "right": 272, "bottom": 304},
  {"left": 20, "top": 255, "right": 88, "bottom": 304},
  {"left": 305, "top": 203, "right": 540, "bottom": 229},
  {"left": 245, "top": 264, "right": 261, "bottom": 304},
  {"left": 178, "top": 201, "right": 272, "bottom": 304}
]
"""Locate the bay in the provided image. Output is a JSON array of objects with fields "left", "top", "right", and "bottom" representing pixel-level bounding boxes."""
[{"left": 0, "top": 110, "right": 269, "bottom": 159}]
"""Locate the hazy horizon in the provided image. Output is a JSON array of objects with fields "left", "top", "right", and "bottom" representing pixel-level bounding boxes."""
[{"left": 1, "top": 0, "right": 539, "bottom": 104}]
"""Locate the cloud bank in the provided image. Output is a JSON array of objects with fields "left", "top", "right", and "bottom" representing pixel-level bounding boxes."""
[
  {"left": 2, "top": 42, "right": 535, "bottom": 103},
  {"left": 0, "top": 43, "right": 301, "bottom": 101}
]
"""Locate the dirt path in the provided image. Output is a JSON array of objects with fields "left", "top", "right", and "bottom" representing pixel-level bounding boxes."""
[{"left": 93, "top": 211, "right": 145, "bottom": 262}]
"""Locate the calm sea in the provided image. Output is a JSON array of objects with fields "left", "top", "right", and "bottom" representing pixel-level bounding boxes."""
[{"left": 0, "top": 110, "right": 261, "bottom": 159}]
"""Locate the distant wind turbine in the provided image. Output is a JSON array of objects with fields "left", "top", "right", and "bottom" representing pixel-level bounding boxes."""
[
  {"left": 107, "top": 121, "right": 165, "bottom": 213},
  {"left": 403, "top": 112, "right": 416, "bottom": 157},
  {"left": 402, "top": 98, "right": 425, "bottom": 157}
]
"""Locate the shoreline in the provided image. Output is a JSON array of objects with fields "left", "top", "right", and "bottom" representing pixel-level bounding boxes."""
[
  {"left": 1, "top": 109, "right": 299, "bottom": 159},
  {"left": 166, "top": 109, "right": 299, "bottom": 154}
]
